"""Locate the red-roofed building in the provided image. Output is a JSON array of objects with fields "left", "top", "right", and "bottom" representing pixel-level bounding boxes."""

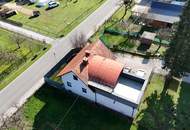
[{"left": 57, "top": 41, "right": 152, "bottom": 118}]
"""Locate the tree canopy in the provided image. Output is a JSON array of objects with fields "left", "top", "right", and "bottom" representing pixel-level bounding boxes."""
[{"left": 164, "top": 2, "right": 190, "bottom": 77}]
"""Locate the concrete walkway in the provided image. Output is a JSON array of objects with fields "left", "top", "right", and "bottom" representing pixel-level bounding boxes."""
[
  {"left": 0, "top": 21, "right": 55, "bottom": 44},
  {"left": 183, "top": 73, "right": 190, "bottom": 84},
  {"left": 0, "top": 0, "right": 121, "bottom": 122}
]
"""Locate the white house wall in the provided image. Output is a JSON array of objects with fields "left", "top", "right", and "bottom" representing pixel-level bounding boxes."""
[
  {"left": 61, "top": 72, "right": 137, "bottom": 118},
  {"left": 61, "top": 72, "right": 95, "bottom": 102},
  {"left": 96, "top": 93, "right": 137, "bottom": 118}
]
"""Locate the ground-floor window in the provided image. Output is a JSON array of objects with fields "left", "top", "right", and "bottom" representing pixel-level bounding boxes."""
[
  {"left": 67, "top": 81, "right": 72, "bottom": 87},
  {"left": 82, "top": 88, "right": 87, "bottom": 93}
]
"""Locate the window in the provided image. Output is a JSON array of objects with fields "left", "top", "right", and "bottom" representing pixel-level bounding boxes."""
[
  {"left": 82, "top": 88, "right": 87, "bottom": 93},
  {"left": 73, "top": 75, "right": 78, "bottom": 80},
  {"left": 67, "top": 82, "right": 72, "bottom": 87}
]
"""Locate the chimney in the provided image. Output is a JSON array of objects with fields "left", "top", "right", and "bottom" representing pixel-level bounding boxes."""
[
  {"left": 85, "top": 50, "right": 91, "bottom": 57},
  {"left": 82, "top": 57, "right": 88, "bottom": 65},
  {"left": 80, "top": 57, "right": 88, "bottom": 72}
]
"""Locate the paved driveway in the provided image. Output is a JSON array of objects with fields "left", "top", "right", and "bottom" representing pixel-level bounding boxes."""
[{"left": 115, "top": 53, "right": 167, "bottom": 75}]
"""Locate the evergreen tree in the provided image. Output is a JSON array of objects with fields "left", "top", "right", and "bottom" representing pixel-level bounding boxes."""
[{"left": 164, "top": 3, "right": 190, "bottom": 84}]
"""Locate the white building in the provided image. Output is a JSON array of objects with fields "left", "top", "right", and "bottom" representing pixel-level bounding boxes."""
[{"left": 58, "top": 41, "right": 152, "bottom": 118}]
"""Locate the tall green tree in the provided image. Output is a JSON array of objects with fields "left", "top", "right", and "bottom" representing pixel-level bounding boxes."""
[
  {"left": 164, "top": 3, "right": 190, "bottom": 84},
  {"left": 137, "top": 91, "right": 176, "bottom": 130}
]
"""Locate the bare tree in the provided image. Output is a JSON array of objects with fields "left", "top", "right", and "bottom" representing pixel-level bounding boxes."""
[
  {"left": 0, "top": 49, "right": 19, "bottom": 64},
  {"left": 153, "top": 28, "right": 172, "bottom": 55},
  {"left": 71, "top": 33, "right": 87, "bottom": 49},
  {"left": 119, "top": 0, "right": 133, "bottom": 20},
  {"left": 105, "top": 0, "right": 132, "bottom": 29},
  {"left": 0, "top": 105, "right": 28, "bottom": 130},
  {"left": 9, "top": 34, "right": 26, "bottom": 50}
]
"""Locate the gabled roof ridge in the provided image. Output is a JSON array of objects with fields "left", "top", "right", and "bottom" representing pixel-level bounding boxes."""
[{"left": 57, "top": 40, "right": 120, "bottom": 87}]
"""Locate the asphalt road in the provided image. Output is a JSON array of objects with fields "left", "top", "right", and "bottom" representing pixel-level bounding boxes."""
[{"left": 0, "top": 0, "right": 120, "bottom": 118}]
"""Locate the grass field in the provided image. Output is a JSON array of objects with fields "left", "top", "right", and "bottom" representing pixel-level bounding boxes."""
[
  {"left": 3, "top": 74, "right": 190, "bottom": 130},
  {"left": 90, "top": 7, "right": 132, "bottom": 42},
  {"left": 8, "top": 0, "right": 106, "bottom": 38},
  {"left": 17, "top": 86, "right": 133, "bottom": 130},
  {"left": 0, "top": 28, "right": 50, "bottom": 90}
]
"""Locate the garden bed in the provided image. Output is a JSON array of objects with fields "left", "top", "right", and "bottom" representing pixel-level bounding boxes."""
[
  {"left": 100, "top": 32, "right": 167, "bottom": 57},
  {"left": 0, "top": 28, "right": 50, "bottom": 90}
]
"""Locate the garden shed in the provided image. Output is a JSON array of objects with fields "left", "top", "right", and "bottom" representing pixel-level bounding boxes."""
[{"left": 140, "top": 31, "right": 156, "bottom": 45}]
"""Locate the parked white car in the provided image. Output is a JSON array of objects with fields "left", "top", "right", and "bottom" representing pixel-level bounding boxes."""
[
  {"left": 36, "top": 0, "right": 51, "bottom": 7},
  {"left": 48, "top": 1, "right": 60, "bottom": 9}
]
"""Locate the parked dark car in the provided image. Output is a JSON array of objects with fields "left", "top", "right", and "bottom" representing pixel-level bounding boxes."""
[
  {"left": 0, "top": 9, "right": 17, "bottom": 19},
  {"left": 33, "top": 10, "right": 40, "bottom": 17}
]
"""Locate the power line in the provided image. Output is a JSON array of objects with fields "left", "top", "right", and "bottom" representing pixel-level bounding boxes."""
[{"left": 54, "top": 95, "right": 79, "bottom": 130}]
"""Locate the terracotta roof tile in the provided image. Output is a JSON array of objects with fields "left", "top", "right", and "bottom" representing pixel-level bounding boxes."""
[
  {"left": 57, "top": 40, "right": 123, "bottom": 88},
  {"left": 88, "top": 55, "right": 124, "bottom": 88}
]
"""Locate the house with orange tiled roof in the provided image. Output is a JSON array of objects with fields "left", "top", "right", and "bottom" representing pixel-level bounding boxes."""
[{"left": 58, "top": 41, "right": 152, "bottom": 118}]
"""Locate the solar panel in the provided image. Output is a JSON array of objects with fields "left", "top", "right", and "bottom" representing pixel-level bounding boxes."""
[{"left": 151, "top": 1, "right": 183, "bottom": 12}]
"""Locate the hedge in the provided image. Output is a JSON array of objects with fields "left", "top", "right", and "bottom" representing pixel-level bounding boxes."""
[{"left": 104, "top": 28, "right": 139, "bottom": 38}]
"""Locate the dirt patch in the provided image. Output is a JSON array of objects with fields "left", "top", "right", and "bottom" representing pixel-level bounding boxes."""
[{"left": 3, "top": 3, "right": 37, "bottom": 16}]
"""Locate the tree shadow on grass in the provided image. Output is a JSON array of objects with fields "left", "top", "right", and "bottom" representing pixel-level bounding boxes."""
[
  {"left": 31, "top": 85, "right": 132, "bottom": 130},
  {"left": 175, "top": 82, "right": 190, "bottom": 129},
  {"left": 137, "top": 91, "right": 176, "bottom": 130},
  {"left": 167, "top": 78, "right": 180, "bottom": 92},
  {"left": 137, "top": 44, "right": 151, "bottom": 52}
]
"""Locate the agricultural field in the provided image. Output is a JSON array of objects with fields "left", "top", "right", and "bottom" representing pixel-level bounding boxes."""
[
  {"left": 0, "top": 28, "right": 50, "bottom": 90},
  {"left": 4, "top": 74, "right": 190, "bottom": 130},
  {"left": 6, "top": 0, "right": 106, "bottom": 37}
]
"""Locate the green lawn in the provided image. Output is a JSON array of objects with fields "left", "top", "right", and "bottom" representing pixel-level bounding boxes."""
[
  {"left": 8, "top": 0, "right": 106, "bottom": 38},
  {"left": 103, "top": 33, "right": 127, "bottom": 46},
  {"left": 17, "top": 85, "right": 132, "bottom": 130},
  {"left": 49, "top": 63, "right": 66, "bottom": 83},
  {"left": 100, "top": 33, "right": 166, "bottom": 56},
  {"left": 0, "top": 28, "right": 50, "bottom": 90},
  {"left": 132, "top": 74, "right": 166, "bottom": 129}
]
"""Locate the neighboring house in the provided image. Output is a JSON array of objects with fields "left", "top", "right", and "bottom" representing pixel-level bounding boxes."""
[
  {"left": 57, "top": 41, "right": 152, "bottom": 118},
  {"left": 132, "top": 0, "right": 185, "bottom": 28}
]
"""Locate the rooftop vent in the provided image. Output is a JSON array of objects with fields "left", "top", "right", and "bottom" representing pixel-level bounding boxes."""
[
  {"left": 82, "top": 57, "right": 88, "bottom": 65},
  {"left": 80, "top": 57, "right": 88, "bottom": 72}
]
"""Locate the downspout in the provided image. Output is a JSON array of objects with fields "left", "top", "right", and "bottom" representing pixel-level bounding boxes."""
[
  {"left": 95, "top": 91, "right": 97, "bottom": 104},
  {"left": 131, "top": 107, "right": 135, "bottom": 117}
]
